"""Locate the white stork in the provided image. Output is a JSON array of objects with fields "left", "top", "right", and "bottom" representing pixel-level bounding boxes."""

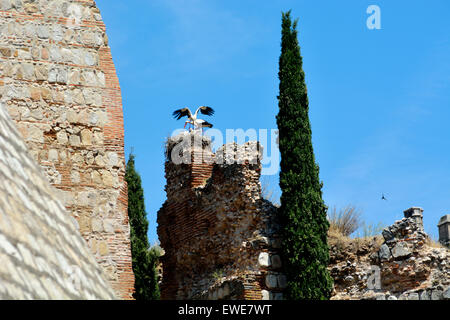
[{"left": 173, "top": 106, "right": 214, "bottom": 131}]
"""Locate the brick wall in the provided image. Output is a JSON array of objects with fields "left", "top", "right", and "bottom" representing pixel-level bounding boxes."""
[
  {"left": 0, "top": 0, "right": 134, "bottom": 299},
  {"left": 157, "top": 132, "right": 285, "bottom": 300},
  {"left": 0, "top": 101, "right": 116, "bottom": 299}
]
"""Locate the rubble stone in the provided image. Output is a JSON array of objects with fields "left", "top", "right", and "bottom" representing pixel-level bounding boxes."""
[
  {"left": 329, "top": 207, "right": 450, "bottom": 300},
  {"left": 158, "top": 132, "right": 284, "bottom": 300}
]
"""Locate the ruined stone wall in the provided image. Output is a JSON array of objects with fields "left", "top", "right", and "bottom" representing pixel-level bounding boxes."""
[
  {"left": 0, "top": 101, "right": 115, "bottom": 299},
  {"left": 329, "top": 207, "right": 450, "bottom": 300},
  {"left": 0, "top": 0, "right": 133, "bottom": 299},
  {"left": 157, "top": 132, "right": 285, "bottom": 300}
]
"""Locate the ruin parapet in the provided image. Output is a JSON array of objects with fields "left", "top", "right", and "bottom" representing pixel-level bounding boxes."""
[
  {"left": 438, "top": 215, "right": 450, "bottom": 248},
  {"left": 158, "top": 132, "right": 284, "bottom": 300}
]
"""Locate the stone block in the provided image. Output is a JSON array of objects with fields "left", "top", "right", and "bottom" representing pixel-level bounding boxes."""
[
  {"left": 443, "top": 287, "right": 450, "bottom": 300},
  {"left": 1, "top": 0, "right": 12, "bottom": 11},
  {"left": 438, "top": 215, "right": 450, "bottom": 247},
  {"left": 56, "top": 131, "right": 69, "bottom": 145},
  {"left": 408, "top": 292, "right": 419, "bottom": 300},
  {"left": 98, "top": 241, "right": 109, "bottom": 256},
  {"left": 27, "top": 126, "right": 43, "bottom": 143},
  {"left": 107, "top": 152, "right": 119, "bottom": 166},
  {"left": 35, "top": 65, "right": 48, "bottom": 81},
  {"left": 69, "top": 134, "right": 80, "bottom": 147},
  {"left": 103, "top": 220, "right": 115, "bottom": 233},
  {"left": 30, "top": 87, "right": 41, "bottom": 101},
  {"left": 258, "top": 252, "right": 270, "bottom": 267},
  {"left": 378, "top": 243, "right": 391, "bottom": 260},
  {"left": 265, "top": 274, "right": 277, "bottom": 289},
  {"left": 101, "top": 170, "right": 114, "bottom": 187},
  {"left": 48, "top": 149, "right": 58, "bottom": 162},
  {"left": 431, "top": 289, "right": 443, "bottom": 300},
  {"left": 81, "top": 129, "right": 92, "bottom": 146},
  {"left": 0, "top": 47, "right": 12, "bottom": 57},
  {"left": 270, "top": 254, "right": 282, "bottom": 269},
  {"left": 91, "top": 218, "right": 103, "bottom": 233},
  {"left": 70, "top": 170, "right": 80, "bottom": 184},
  {"left": 37, "top": 25, "right": 49, "bottom": 39},
  {"left": 420, "top": 290, "right": 430, "bottom": 300},
  {"left": 375, "top": 293, "right": 386, "bottom": 300},
  {"left": 41, "top": 87, "right": 52, "bottom": 101},
  {"left": 270, "top": 292, "right": 283, "bottom": 300},
  {"left": 391, "top": 242, "right": 411, "bottom": 259}
]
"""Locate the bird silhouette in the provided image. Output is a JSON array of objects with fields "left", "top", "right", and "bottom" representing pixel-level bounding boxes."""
[
  {"left": 172, "top": 106, "right": 214, "bottom": 131},
  {"left": 381, "top": 193, "right": 387, "bottom": 201}
]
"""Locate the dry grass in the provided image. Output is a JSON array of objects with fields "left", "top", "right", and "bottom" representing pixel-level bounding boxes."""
[
  {"left": 328, "top": 205, "right": 362, "bottom": 237},
  {"left": 354, "top": 221, "right": 385, "bottom": 238},
  {"left": 425, "top": 237, "right": 446, "bottom": 249}
]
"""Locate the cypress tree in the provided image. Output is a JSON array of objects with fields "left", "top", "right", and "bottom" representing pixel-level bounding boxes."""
[
  {"left": 276, "top": 11, "right": 333, "bottom": 299},
  {"left": 125, "top": 153, "right": 160, "bottom": 300}
]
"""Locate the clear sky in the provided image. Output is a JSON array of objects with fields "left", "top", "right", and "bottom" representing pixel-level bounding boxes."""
[{"left": 96, "top": 0, "right": 450, "bottom": 244}]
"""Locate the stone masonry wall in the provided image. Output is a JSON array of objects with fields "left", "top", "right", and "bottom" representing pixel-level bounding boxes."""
[
  {"left": 0, "top": 0, "right": 133, "bottom": 299},
  {"left": 0, "top": 101, "right": 115, "bottom": 299},
  {"left": 157, "top": 132, "right": 285, "bottom": 300},
  {"left": 329, "top": 207, "right": 450, "bottom": 300}
]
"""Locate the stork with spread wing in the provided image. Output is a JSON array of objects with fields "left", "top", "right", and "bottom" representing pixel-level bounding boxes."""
[{"left": 172, "top": 106, "right": 214, "bottom": 131}]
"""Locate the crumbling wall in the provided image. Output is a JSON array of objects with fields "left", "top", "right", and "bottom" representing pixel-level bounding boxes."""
[
  {"left": 0, "top": 0, "right": 133, "bottom": 299},
  {"left": 157, "top": 132, "right": 285, "bottom": 300},
  {"left": 329, "top": 207, "right": 450, "bottom": 300}
]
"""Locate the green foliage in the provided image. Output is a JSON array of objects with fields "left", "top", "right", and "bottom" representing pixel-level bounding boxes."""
[
  {"left": 212, "top": 269, "right": 224, "bottom": 281},
  {"left": 276, "top": 10, "right": 333, "bottom": 300},
  {"left": 126, "top": 153, "right": 160, "bottom": 300}
]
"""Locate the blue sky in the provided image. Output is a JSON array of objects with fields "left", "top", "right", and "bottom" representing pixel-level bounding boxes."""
[{"left": 96, "top": 0, "right": 450, "bottom": 244}]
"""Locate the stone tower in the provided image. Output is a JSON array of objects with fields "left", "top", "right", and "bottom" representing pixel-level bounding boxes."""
[
  {"left": 438, "top": 214, "right": 450, "bottom": 247},
  {"left": 0, "top": 1, "right": 134, "bottom": 299},
  {"left": 157, "top": 132, "right": 285, "bottom": 300}
]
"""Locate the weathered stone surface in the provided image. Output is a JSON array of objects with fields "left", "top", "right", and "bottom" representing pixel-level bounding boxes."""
[
  {"left": 408, "top": 292, "right": 419, "bottom": 300},
  {"left": 0, "top": 102, "right": 115, "bottom": 299},
  {"left": 271, "top": 254, "right": 282, "bottom": 269},
  {"left": 391, "top": 242, "right": 412, "bottom": 259},
  {"left": 329, "top": 208, "right": 450, "bottom": 301},
  {"left": 378, "top": 243, "right": 390, "bottom": 260},
  {"left": 420, "top": 290, "right": 430, "bottom": 300},
  {"left": 443, "top": 287, "right": 450, "bottom": 300},
  {"left": 0, "top": 1, "right": 134, "bottom": 299},
  {"left": 265, "top": 274, "right": 278, "bottom": 289},
  {"left": 158, "top": 132, "right": 284, "bottom": 300},
  {"left": 261, "top": 289, "right": 269, "bottom": 300},
  {"left": 438, "top": 215, "right": 450, "bottom": 247},
  {"left": 258, "top": 252, "right": 270, "bottom": 267}
]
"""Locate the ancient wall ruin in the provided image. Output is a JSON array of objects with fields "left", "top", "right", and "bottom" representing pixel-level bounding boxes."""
[
  {"left": 157, "top": 132, "right": 285, "bottom": 300},
  {"left": 0, "top": 0, "right": 133, "bottom": 299},
  {"left": 329, "top": 207, "right": 450, "bottom": 300},
  {"left": 0, "top": 101, "right": 115, "bottom": 299}
]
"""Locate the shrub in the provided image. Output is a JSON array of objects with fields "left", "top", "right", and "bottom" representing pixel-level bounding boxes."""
[{"left": 328, "top": 205, "right": 362, "bottom": 237}]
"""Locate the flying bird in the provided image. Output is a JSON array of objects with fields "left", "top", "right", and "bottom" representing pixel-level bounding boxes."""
[
  {"left": 381, "top": 193, "right": 387, "bottom": 201},
  {"left": 173, "top": 106, "right": 215, "bottom": 131}
]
